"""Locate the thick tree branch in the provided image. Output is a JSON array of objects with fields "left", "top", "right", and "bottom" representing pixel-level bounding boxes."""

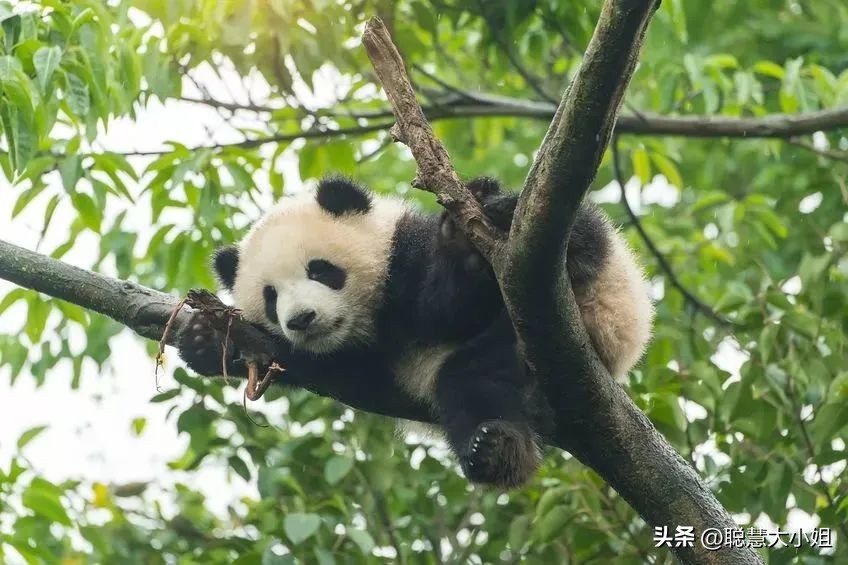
[
  {"left": 361, "top": 6, "right": 761, "bottom": 565},
  {"left": 0, "top": 239, "right": 427, "bottom": 422}
]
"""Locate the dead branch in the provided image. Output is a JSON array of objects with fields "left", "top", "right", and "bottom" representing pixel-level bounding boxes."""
[{"left": 362, "top": 17, "right": 503, "bottom": 261}]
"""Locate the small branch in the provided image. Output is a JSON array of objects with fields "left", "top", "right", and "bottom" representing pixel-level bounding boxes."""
[
  {"left": 475, "top": 1, "right": 557, "bottom": 104},
  {"left": 114, "top": 122, "right": 393, "bottom": 157},
  {"left": 786, "top": 136, "right": 848, "bottom": 163},
  {"left": 175, "top": 89, "right": 848, "bottom": 139},
  {"left": 78, "top": 99, "right": 848, "bottom": 160},
  {"left": 785, "top": 374, "right": 848, "bottom": 542},
  {"left": 178, "top": 95, "right": 279, "bottom": 114},
  {"left": 362, "top": 17, "right": 503, "bottom": 260},
  {"left": 610, "top": 138, "right": 736, "bottom": 327}
]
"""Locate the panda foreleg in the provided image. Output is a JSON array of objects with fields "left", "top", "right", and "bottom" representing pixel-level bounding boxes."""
[
  {"left": 435, "top": 324, "right": 541, "bottom": 489},
  {"left": 177, "top": 312, "right": 250, "bottom": 378}
]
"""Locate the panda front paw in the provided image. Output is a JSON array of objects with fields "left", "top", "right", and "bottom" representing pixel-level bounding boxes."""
[
  {"left": 461, "top": 420, "right": 541, "bottom": 489},
  {"left": 438, "top": 212, "right": 485, "bottom": 271},
  {"left": 177, "top": 313, "right": 237, "bottom": 377}
]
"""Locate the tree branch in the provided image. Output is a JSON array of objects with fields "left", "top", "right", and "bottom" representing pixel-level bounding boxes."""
[
  {"left": 172, "top": 90, "right": 848, "bottom": 142},
  {"left": 0, "top": 239, "right": 428, "bottom": 422},
  {"left": 361, "top": 6, "right": 761, "bottom": 565},
  {"left": 361, "top": 17, "right": 503, "bottom": 260}
]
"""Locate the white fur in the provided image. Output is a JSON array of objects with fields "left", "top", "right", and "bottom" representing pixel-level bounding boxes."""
[
  {"left": 392, "top": 344, "right": 457, "bottom": 404},
  {"left": 575, "top": 228, "right": 654, "bottom": 380},
  {"left": 232, "top": 190, "right": 407, "bottom": 353}
]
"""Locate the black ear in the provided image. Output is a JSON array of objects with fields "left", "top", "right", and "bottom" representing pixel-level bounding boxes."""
[
  {"left": 316, "top": 176, "right": 372, "bottom": 216},
  {"left": 213, "top": 246, "right": 239, "bottom": 290}
]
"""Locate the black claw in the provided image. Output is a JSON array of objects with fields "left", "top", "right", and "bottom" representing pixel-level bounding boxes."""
[{"left": 461, "top": 420, "right": 539, "bottom": 489}]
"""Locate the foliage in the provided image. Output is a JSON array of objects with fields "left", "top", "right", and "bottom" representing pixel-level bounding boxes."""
[{"left": 1, "top": 0, "right": 847, "bottom": 562}]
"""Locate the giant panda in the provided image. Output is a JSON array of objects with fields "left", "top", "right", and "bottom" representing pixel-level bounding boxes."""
[{"left": 177, "top": 176, "right": 653, "bottom": 489}]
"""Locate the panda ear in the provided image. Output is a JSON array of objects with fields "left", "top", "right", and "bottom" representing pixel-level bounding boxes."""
[
  {"left": 316, "top": 176, "right": 372, "bottom": 216},
  {"left": 213, "top": 246, "right": 239, "bottom": 291}
]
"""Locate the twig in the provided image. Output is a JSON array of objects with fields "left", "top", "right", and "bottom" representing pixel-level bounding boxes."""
[
  {"left": 357, "top": 135, "right": 393, "bottom": 163},
  {"left": 115, "top": 122, "right": 393, "bottom": 157},
  {"left": 155, "top": 298, "right": 186, "bottom": 390},
  {"left": 610, "top": 137, "right": 736, "bottom": 327},
  {"left": 178, "top": 95, "right": 278, "bottom": 114},
  {"left": 221, "top": 310, "right": 239, "bottom": 384},
  {"left": 786, "top": 136, "right": 848, "bottom": 163},
  {"left": 246, "top": 362, "right": 284, "bottom": 401},
  {"left": 785, "top": 374, "right": 848, "bottom": 543},
  {"left": 476, "top": 0, "right": 558, "bottom": 104},
  {"left": 411, "top": 63, "right": 478, "bottom": 103}
]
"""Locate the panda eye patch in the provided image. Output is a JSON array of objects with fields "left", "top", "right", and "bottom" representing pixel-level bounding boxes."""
[
  {"left": 263, "top": 285, "right": 279, "bottom": 324},
  {"left": 307, "top": 259, "right": 346, "bottom": 290}
]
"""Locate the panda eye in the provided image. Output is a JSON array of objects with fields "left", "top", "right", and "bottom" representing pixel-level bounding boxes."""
[
  {"left": 307, "top": 259, "right": 346, "bottom": 290},
  {"left": 263, "top": 285, "right": 279, "bottom": 324}
]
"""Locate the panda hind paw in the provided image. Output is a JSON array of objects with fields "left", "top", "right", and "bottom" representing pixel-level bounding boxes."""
[{"left": 461, "top": 420, "right": 541, "bottom": 490}]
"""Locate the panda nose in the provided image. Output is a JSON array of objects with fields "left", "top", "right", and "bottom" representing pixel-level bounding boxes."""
[{"left": 287, "top": 310, "right": 316, "bottom": 331}]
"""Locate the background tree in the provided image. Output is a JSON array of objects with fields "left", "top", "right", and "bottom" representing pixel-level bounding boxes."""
[{"left": 0, "top": 0, "right": 847, "bottom": 563}]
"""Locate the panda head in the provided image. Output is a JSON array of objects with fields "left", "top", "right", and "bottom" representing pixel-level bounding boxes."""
[{"left": 214, "top": 177, "right": 406, "bottom": 354}]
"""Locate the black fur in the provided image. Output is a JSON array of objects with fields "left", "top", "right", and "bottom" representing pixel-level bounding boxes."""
[
  {"left": 179, "top": 176, "right": 611, "bottom": 489},
  {"left": 316, "top": 176, "right": 372, "bottom": 216},
  {"left": 307, "top": 259, "right": 346, "bottom": 290},
  {"left": 213, "top": 246, "right": 239, "bottom": 290},
  {"left": 263, "top": 285, "right": 279, "bottom": 324}
]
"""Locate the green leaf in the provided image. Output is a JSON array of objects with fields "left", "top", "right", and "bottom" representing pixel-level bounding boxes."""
[
  {"left": 70, "top": 192, "right": 101, "bottom": 232},
  {"left": 22, "top": 478, "right": 72, "bottom": 526},
  {"left": 283, "top": 512, "right": 321, "bottom": 544},
  {"left": 508, "top": 515, "right": 531, "bottom": 550},
  {"left": 346, "top": 528, "right": 375, "bottom": 554},
  {"left": 261, "top": 548, "right": 295, "bottom": 565},
  {"left": 150, "top": 389, "right": 180, "bottom": 403},
  {"left": 752, "top": 60, "right": 785, "bottom": 79},
  {"left": 631, "top": 146, "right": 651, "bottom": 184},
  {"left": 535, "top": 485, "right": 569, "bottom": 518},
  {"left": 12, "top": 183, "right": 47, "bottom": 218},
  {"left": 0, "top": 54, "right": 22, "bottom": 80},
  {"left": 229, "top": 455, "right": 251, "bottom": 481},
  {"left": 798, "top": 253, "right": 830, "bottom": 286},
  {"left": 650, "top": 151, "right": 683, "bottom": 188},
  {"left": 59, "top": 155, "right": 83, "bottom": 192},
  {"left": 131, "top": 418, "right": 146, "bottom": 437},
  {"left": 811, "top": 403, "right": 848, "bottom": 445},
  {"left": 33, "top": 46, "right": 62, "bottom": 93},
  {"left": 323, "top": 455, "right": 353, "bottom": 485},
  {"left": 66, "top": 73, "right": 90, "bottom": 117},
  {"left": 532, "top": 505, "right": 572, "bottom": 543},
  {"left": 0, "top": 288, "right": 27, "bottom": 315},
  {"left": 17, "top": 425, "right": 48, "bottom": 449}
]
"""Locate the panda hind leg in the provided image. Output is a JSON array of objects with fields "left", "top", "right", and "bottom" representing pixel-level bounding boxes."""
[
  {"left": 435, "top": 325, "right": 541, "bottom": 489},
  {"left": 436, "top": 376, "right": 540, "bottom": 489}
]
